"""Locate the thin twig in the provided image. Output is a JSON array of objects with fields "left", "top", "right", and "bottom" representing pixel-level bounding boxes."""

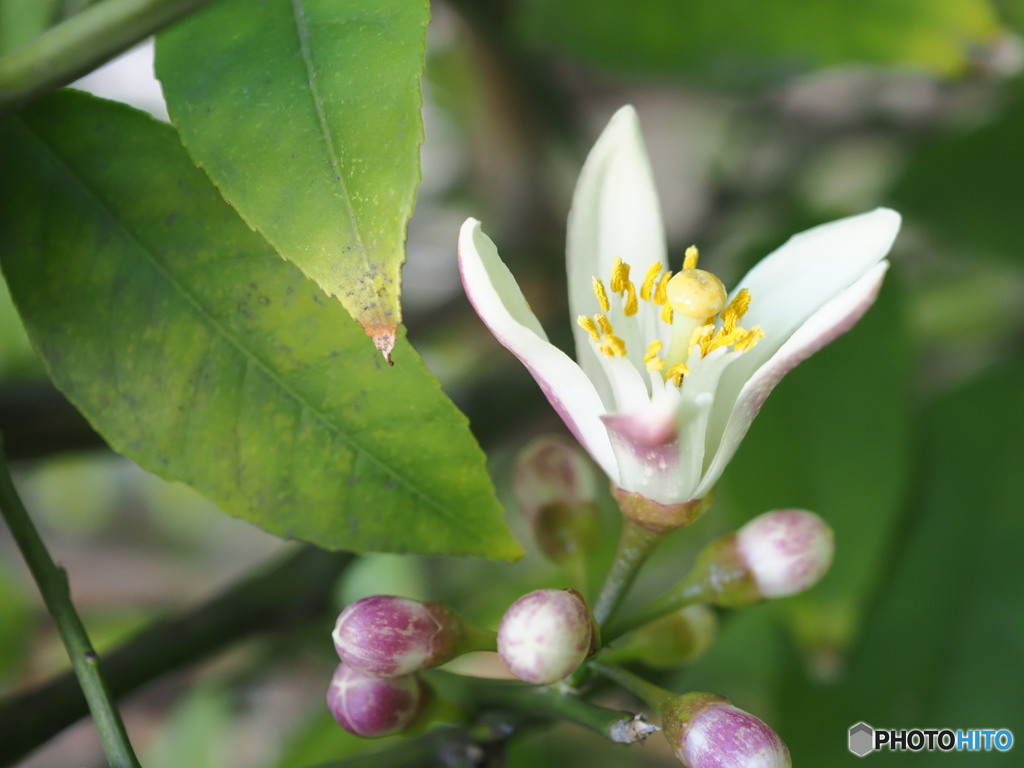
[
  {"left": 0, "top": 541, "right": 352, "bottom": 765},
  {"left": 0, "top": 435, "right": 141, "bottom": 768}
]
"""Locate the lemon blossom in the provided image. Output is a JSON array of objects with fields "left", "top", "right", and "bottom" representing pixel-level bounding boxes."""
[{"left": 458, "top": 106, "right": 900, "bottom": 509}]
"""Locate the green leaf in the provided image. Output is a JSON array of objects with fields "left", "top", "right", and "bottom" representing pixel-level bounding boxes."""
[
  {"left": 0, "top": 90, "right": 521, "bottom": 561},
  {"left": 775, "top": 359, "right": 1024, "bottom": 764},
  {"left": 154, "top": 0, "right": 429, "bottom": 360},
  {"left": 722, "top": 277, "right": 912, "bottom": 653},
  {"left": 518, "top": 0, "right": 1001, "bottom": 83},
  {"left": 893, "top": 83, "right": 1024, "bottom": 264},
  {"left": 0, "top": 0, "right": 59, "bottom": 55}
]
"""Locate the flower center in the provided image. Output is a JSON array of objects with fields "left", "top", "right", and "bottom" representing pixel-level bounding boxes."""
[{"left": 577, "top": 246, "right": 764, "bottom": 387}]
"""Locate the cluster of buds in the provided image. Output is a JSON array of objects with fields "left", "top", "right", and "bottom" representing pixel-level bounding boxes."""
[{"left": 326, "top": 595, "right": 492, "bottom": 738}]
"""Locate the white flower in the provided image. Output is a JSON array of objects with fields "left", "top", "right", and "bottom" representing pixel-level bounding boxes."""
[{"left": 458, "top": 106, "right": 900, "bottom": 507}]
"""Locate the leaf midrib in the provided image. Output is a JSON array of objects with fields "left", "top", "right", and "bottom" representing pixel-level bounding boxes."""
[
  {"left": 288, "top": 0, "right": 377, "bottom": 302},
  {"left": 16, "top": 115, "right": 458, "bottom": 526}
]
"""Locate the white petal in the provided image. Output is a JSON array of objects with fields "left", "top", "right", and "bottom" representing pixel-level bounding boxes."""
[
  {"left": 602, "top": 406, "right": 683, "bottom": 502},
  {"left": 458, "top": 219, "right": 619, "bottom": 481},
  {"left": 593, "top": 353, "right": 651, "bottom": 413},
  {"left": 700, "top": 208, "right": 901, "bottom": 475},
  {"left": 566, "top": 105, "right": 668, "bottom": 391},
  {"left": 693, "top": 262, "right": 889, "bottom": 498},
  {"left": 734, "top": 208, "right": 900, "bottom": 355}
]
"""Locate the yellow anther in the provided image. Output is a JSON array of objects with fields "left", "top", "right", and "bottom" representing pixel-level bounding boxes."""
[
  {"left": 592, "top": 278, "right": 611, "bottom": 312},
  {"left": 653, "top": 272, "right": 671, "bottom": 306},
  {"left": 623, "top": 282, "right": 639, "bottom": 316},
  {"left": 720, "top": 289, "right": 751, "bottom": 333},
  {"left": 640, "top": 262, "right": 662, "bottom": 301},
  {"left": 690, "top": 323, "right": 714, "bottom": 351},
  {"left": 610, "top": 257, "right": 630, "bottom": 293},
  {"left": 665, "top": 268, "right": 728, "bottom": 319},
  {"left": 597, "top": 334, "right": 627, "bottom": 357},
  {"left": 683, "top": 245, "right": 700, "bottom": 270},
  {"left": 660, "top": 303, "right": 674, "bottom": 325},
  {"left": 643, "top": 340, "right": 664, "bottom": 371},
  {"left": 704, "top": 328, "right": 745, "bottom": 355},
  {"left": 734, "top": 326, "right": 764, "bottom": 353},
  {"left": 595, "top": 314, "right": 614, "bottom": 337},
  {"left": 577, "top": 315, "right": 600, "bottom": 342},
  {"left": 666, "top": 362, "right": 690, "bottom": 386}
]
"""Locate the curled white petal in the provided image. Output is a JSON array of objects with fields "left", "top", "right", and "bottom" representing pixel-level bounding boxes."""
[
  {"left": 695, "top": 261, "right": 889, "bottom": 499},
  {"left": 567, "top": 105, "right": 668, "bottom": 393},
  {"left": 458, "top": 218, "right": 619, "bottom": 481}
]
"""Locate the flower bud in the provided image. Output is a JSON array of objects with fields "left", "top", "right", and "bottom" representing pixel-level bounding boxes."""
[
  {"left": 684, "top": 510, "right": 833, "bottom": 608},
  {"left": 513, "top": 436, "right": 600, "bottom": 560},
  {"left": 325, "top": 663, "right": 425, "bottom": 738},
  {"left": 497, "top": 588, "right": 597, "bottom": 684},
  {"left": 735, "top": 509, "right": 834, "bottom": 599},
  {"left": 662, "top": 694, "right": 790, "bottom": 768},
  {"left": 332, "top": 595, "right": 471, "bottom": 677},
  {"left": 603, "top": 605, "right": 716, "bottom": 668}
]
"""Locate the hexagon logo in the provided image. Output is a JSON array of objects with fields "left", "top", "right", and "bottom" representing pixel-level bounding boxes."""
[{"left": 849, "top": 722, "right": 875, "bottom": 757}]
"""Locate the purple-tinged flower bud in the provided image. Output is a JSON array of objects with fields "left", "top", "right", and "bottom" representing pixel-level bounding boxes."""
[
  {"left": 672, "top": 509, "right": 834, "bottom": 609},
  {"left": 513, "top": 436, "right": 601, "bottom": 561},
  {"left": 325, "top": 662, "right": 426, "bottom": 738},
  {"left": 497, "top": 588, "right": 598, "bottom": 684},
  {"left": 333, "top": 595, "right": 484, "bottom": 677},
  {"left": 662, "top": 693, "right": 791, "bottom": 768},
  {"left": 735, "top": 510, "right": 834, "bottom": 599}
]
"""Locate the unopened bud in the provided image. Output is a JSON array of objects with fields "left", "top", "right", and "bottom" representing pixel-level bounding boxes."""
[
  {"left": 685, "top": 510, "right": 833, "bottom": 607},
  {"left": 497, "top": 588, "right": 598, "bottom": 684},
  {"left": 603, "top": 605, "right": 716, "bottom": 668},
  {"left": 736, "top": 509, "right": 834, "bottom": 598},
  {"left": 513, "top": 436, "right": 600, "bottom": 560},
  {"left": 325, "top": 663, "right": 425, "bottom": 738},
  {"left": 333, "top": 595, "right": 483, "bottom": 677},
  {"left": 662, "top": 694, "right": 790, "bottom": 768}
]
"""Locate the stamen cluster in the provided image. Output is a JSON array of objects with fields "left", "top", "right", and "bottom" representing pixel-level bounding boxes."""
[{"left": 576, "top": 246, "right": 764, "bottom": 389}]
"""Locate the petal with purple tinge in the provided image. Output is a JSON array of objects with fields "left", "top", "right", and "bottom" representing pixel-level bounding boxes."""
[
  {"left": 602, "top": 407, "right": 682, "bottom": 502},
  {"left": 458, "top": 219, "right": 618, "bottom": 480},
  {"left": 696, "top": 262, "right": 889, "bottom": 499}
]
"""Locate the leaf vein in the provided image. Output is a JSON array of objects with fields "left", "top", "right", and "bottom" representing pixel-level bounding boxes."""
[
  {"left": 17, "top": 118, "right": 455, "bottom": 525},
  {"left": 288, "top": 0, "right": 376, "bottom": 300}
]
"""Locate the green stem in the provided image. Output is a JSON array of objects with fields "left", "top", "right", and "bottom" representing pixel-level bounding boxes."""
[
  {"left": 589, "top": 662, "right": 674, "bottom": 712},
  {"left": 0, "top": 439, "right": 140, "bottom": 768},
  {"left": 592, "top": 518, "right": 668, "bottom": 626},
  {"left": 433, "top": 672, "right": 654, "bottom": 744},
  {"left": 0, "top": 0, "right": 220, "bottom": 115},
  {"left": 0, "top": 541, "right": 352, "bottom": 765},
  {"left": 459, "top": 623, "right": 498, "bottom": 654},
  {"left": 601, "top": 577, "right": 706, "bottom": 644},
  {"left": 558, "top": 549, "right": 588, "bottom": 597},
  {"left": 307, "top": 726, "right": 476, "bottom": 768}
]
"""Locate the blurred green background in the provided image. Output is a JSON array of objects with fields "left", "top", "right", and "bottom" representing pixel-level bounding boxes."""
[{"left": 1, "top": 0, "right": 1023, "bottom": 766}]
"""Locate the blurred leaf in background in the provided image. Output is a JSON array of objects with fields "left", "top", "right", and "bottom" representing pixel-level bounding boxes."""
[
  {"left": 775, "top": 359, "right": 1024, "bottom": 765},
  {"left": 517, "top": 0, "right": 1004, "bottom": 83}
]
